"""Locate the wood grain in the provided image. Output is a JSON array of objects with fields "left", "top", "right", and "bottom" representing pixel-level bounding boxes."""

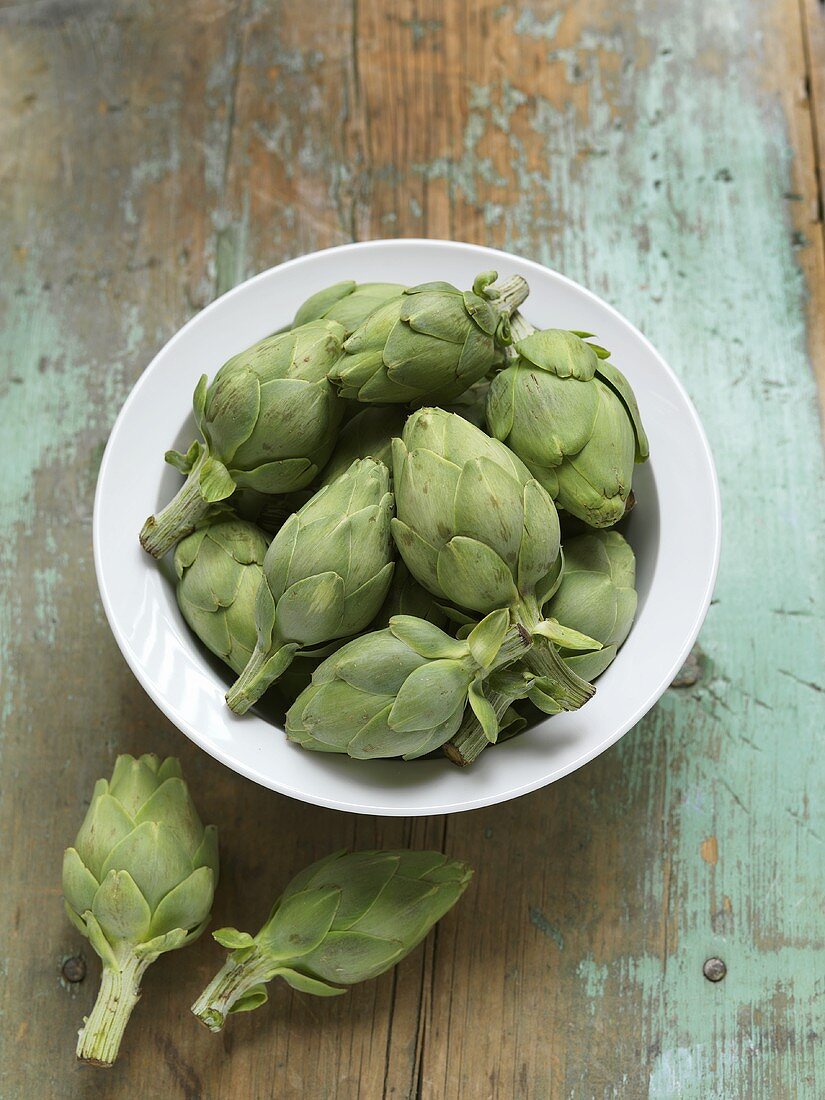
[{"left": 1, "top": 1, "right": 823, "bottom": 1098}]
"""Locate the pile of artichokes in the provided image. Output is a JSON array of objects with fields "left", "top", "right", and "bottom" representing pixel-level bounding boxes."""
[{"left": 141, "top": 271, "right": 647, "bottom": 766}]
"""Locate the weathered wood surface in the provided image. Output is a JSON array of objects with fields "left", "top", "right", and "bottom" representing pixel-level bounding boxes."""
[{"left": 1, "top": 1, "right": 823, "bottom": 1097}]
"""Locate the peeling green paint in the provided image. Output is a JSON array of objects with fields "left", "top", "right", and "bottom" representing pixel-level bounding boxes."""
[{"left": 576, "top": 955, "right": 609, "bottom": 1004}]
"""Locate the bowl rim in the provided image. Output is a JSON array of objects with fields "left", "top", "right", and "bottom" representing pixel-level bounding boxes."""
[{"left": 94, "top": 238, "right": 721, "bottom": 815}]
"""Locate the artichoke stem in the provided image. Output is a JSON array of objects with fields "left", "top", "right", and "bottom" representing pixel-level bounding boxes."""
[
  {"left": 522, "top": 639, "right": 594, "bottom": 709},
  {"left": 225, "top": 643, "right": 295, "bottom": 714},
  {"left": 508, "top": 311, "right": 536, "bottom": 343},
  {"left": 514, "top": 598, "right": 595, "bottom": 711},
  {"left": 492, "top": 275, "right": 530, "bottom": 317},
  {"left": 444, "top": 690, "right": 512, "bottom": 767},
  {"left": 490, "top": 625, "right": 532, "bottom": 670},
  {"left": 191, "top": 949, "right": 271, "bottom": 1033},
  {"left": 139, "top": 454, "right": 211, "bottom": 558},
  {"left": 445, "top": 630, "right": 529, "bottom": 767},
  {"left": 76, "top": 952, "right": 150, "bottom": 1067}
]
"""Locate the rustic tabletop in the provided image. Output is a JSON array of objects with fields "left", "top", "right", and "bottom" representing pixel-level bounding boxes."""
[{"left": 2, "top": 1, "right": 824, "bottom": 1097}]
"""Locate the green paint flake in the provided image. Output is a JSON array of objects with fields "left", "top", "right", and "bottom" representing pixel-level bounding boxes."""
[{"left": 576, "top": 955, "right": 609, "bottom": 1006}]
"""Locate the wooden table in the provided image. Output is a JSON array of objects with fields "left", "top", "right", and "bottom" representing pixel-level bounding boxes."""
[{"left": 2, "top": 2, "right": 823, "bottom": 1096}]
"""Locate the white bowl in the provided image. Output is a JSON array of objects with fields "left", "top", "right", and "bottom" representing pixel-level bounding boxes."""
[{"left": 94, "top": 239, "right": 720, "bottom": 816}]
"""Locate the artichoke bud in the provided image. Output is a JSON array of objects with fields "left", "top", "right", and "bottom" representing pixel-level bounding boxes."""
[
  {"left": 327, "top": 272, "right": 529, "bottom": 405},
  {"left": 139, "top": 320, "right": 347, "bottom": 558},
  {"left": 319, "top": 405, "right": 407, "bottom": 487},
  {"left": 174, "top": 518, "right": 269, "bottom": 675},
  {"left": 63, "top": 755, "right": 218, "bottom": 1067},
  {"left": 284, "top": 609, "right": 531, "bottom": 759},
  {"left": 546, "top": 530, "right": 637, "bottom": 681},
  {"left": 391, "top": 407, "right": 595, "bottom": 717},
  {"left": 191, "top": 849, "right": 472, "bottom": 1031},
  {"left": 225, "top": 458, "right": 395, "bottom": 714},
  {"left": 486, "top": 322, "right": 649, "bottom": 528},
  {"left": 293, "top": 280, "right": 407, "bottom": 333}
]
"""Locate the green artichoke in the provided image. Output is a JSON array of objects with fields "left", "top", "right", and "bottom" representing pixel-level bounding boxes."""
[
  {"left": 486, "top": 321, "right": 649, "bottom": 527},
  {"left": 328, "top": 272, "right": 529, "bottom": 404},
  {"left": 371, "top": 560, "right": 449, "bottom": 630},
  {"left": 391, "top": 408, "right": 599, "bottom": 710},
  {"left": 293, "top": 280, "right": 406, "bottom": 333},
  {"left": 225, "top": 458, "right": 395, "bottom": 714},
  {"left": 286, "top": 611, "right": 531, "bottom": 758},
  {"left": 139, "top": 320, "right": 346, "bottom": 557},
  {"left": 319, "top": 405, "right": 407, "bottom": 486},
  {"left": 547, "top": 530, "right": 637, "bottom": 681},
  {"left": 445, "top": 532, "right": 637, "bottom": 765},
  {"left": 174, "top": 518, "right": 269, "bottom": 675},
  {"left": 191, "top": 849, "right": 471, "bottom": 1031},
  {"left": 63, "top": 755, "right": 218, "bottom": 1066}
]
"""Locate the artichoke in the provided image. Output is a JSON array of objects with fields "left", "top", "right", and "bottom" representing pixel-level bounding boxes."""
[
  {"left": 319, "top": 405, "right": 407, "bottom": 486},
  {"left": 225, "top": 458, "right": 395, "bottom": 714},
  {"left": 328, "top": 272, "right": 529, "bottom": 404},
  {"left": 191, "top": 849, "right": 471, "bottom": 1031},
  {"left": 546, "top": 530, "right": 637, "bottom": 681},
  {"left": 371, "top": 560, "right": 449, "bottom": 630},
  {"left": 293, "top": 280, "right": 406, "bottom": 333},
  {"left": 174, "top": 518, "right": 269, "bottom": 675},
  {"left": 445, "top": 532, "right": 637, "bottom": 765},
  {"left": 286, "top": 611, "right": 531, "bottom": 759},
  {"left": 139, "top": 320, "right": 346, "bottom": 557},
  {"left": 486, "top": 321, "right": 649, "bottom": 527},
  {"left": 63, "top": 755, "right": 218, "bottom": 1066},
  {"left": 391, "top": 408, "right": 599, "bottom": 710}
]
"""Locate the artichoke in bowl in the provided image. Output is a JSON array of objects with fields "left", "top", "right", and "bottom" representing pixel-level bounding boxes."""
[
  {"left": 546, "top": 529, "right": 637, "bottom": 681},
  {"left": 174, "top": 518, "right": 269, "bottom": 675},
  {"left": 328, "top": 272, "right": 528, "bottom": 404},
  {"left": 486, "top": 320, "right": 649, "bottom": 527},
  {"left": 391, "top": 408, "right": 599, "bottom": 711},
  {"left": 225, "top": 458, "right": 395, "bottom": 714},
  {"left": 285, "top": 611, "right": 531, "bottom": 759},
  {"left": 445, "top": 531, "right": 637, "bottom": 766},
  {"left": 139, "top": 320, "right": 346, "bottom": 558},
  {"left": 293, "top": 280, "right": 406, "bottom": 333}
]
